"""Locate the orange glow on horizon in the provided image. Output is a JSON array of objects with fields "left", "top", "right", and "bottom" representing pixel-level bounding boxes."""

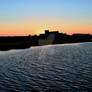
[
  {"left": 0, "top": 19, "right": 92, "bottom": 36},
  {"left": 0, "top": 27, "right": 92, "bottom": 36}
]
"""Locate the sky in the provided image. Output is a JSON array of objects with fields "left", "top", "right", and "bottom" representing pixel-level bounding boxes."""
[{"left": 0, "top": 0, "right": 92, "bottom": 36}]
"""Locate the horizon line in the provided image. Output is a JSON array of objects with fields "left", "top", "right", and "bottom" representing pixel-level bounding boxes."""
[{"left": 0, "top": 30, "right": 92, "bottom": 37}]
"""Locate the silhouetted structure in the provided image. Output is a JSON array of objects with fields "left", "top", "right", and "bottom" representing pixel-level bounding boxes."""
[
  {"left": 0, "top": 30, "right": 92, "bottom": 50},
  {"left": 38, "top": 30, "right": 92, "bottom": 45}
]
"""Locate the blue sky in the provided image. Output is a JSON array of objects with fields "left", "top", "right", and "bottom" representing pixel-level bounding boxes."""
[{"left": 0, "top": 0, "right": 92, "bottom": 19}]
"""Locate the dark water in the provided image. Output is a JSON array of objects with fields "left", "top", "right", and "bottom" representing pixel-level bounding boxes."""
[{"left": 0, "top": 42, "right": 92, "bottom": 92}]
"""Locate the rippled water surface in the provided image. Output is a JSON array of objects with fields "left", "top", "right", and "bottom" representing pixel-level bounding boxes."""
[{"left": 0, "top": 42, "right": 92, "bottom": 92}]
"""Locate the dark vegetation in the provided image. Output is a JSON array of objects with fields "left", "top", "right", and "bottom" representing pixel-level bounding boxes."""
[{"left": 0, "top": 30, "right": 92, "bottom": 50}]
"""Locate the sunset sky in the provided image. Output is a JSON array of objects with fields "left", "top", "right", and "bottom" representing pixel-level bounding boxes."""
[{"left": 0, "top": 0, "right": 92, "bottom": 36}]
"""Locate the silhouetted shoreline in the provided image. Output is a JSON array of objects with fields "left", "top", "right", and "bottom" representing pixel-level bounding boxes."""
[{"left": 0, "top": 30, "right": 92, "bottom": 50}]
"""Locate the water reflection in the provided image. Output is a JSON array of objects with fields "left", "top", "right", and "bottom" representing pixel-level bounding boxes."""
[{"left": 0, "top": 42, "right": 92, "bottom": 91}]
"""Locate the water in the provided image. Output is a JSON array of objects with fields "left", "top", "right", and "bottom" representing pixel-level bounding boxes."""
[{"left": 0, "top": 42, "right": 92, "bottom": 92}]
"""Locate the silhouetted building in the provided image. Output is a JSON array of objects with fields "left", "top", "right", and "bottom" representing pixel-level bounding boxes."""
[
  {"left": 45, "top": 30, "right": 59, "bottom": 35},
  {"left": 39, "top": 30, "right": 58, "bottom": 39}
]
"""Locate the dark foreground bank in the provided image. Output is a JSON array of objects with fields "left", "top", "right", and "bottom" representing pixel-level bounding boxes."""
[
  {"left": 0, "top": 30, "right": 92, "bottom": 50},
  {"left": 0, "top": 36, "right": 38, "bottom": 50}
]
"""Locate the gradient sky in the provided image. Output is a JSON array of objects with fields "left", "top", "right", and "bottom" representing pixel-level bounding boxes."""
[{"left": 0, "top": 0, "right": 92, "bottom": 36}]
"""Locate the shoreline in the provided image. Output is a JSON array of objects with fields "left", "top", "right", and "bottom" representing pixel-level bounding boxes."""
[{"left": 0, "top": 41, "right": 91, "bottom": 51}]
